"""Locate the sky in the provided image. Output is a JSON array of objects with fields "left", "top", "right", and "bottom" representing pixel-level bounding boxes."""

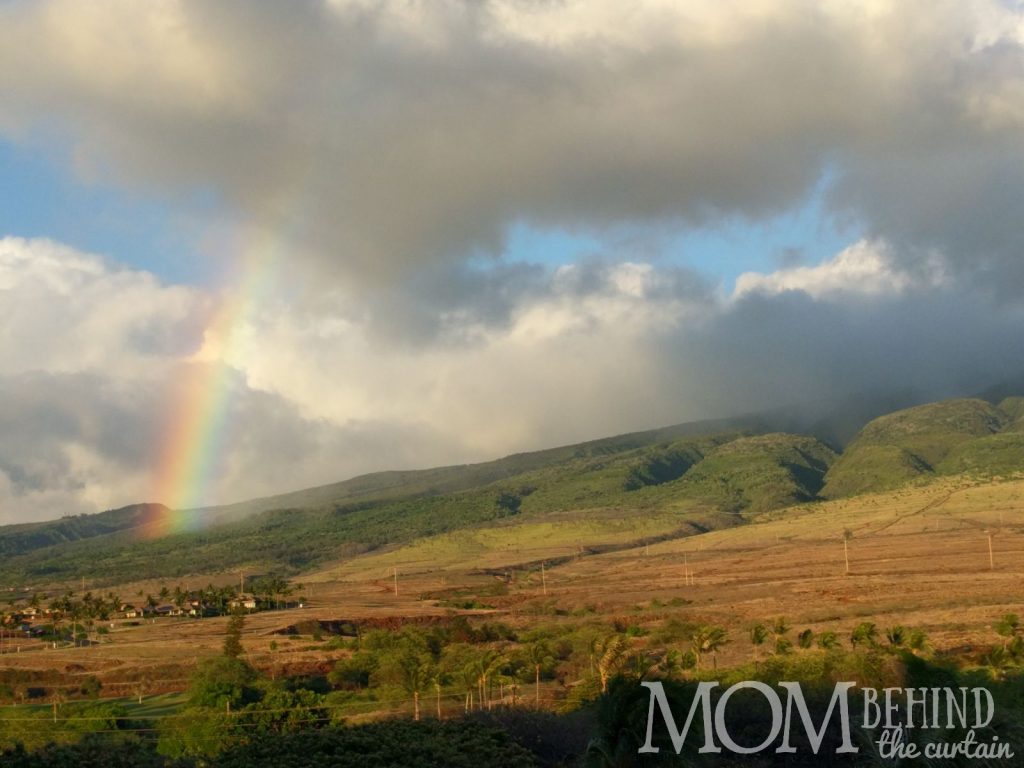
[{"left": 2, "top": 0, "right": 1024, "bottom": 524}]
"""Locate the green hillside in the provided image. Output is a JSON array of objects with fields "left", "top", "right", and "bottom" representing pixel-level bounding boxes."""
[
  {"left": 675, "top": 433, "right": 835, "bottom": 515},
  {"left": 1, "top": 393, "right": 1023, "bottom": 588},
  {"left": 0, "top": 504, "right": 168, "bottom": 558},
  {"left": 0, "top": 432, "right": 748, "bottom": 585},
  {"left": 191, "top": 414, "right": 764, "bottom": 524},
  {"left": 999, "top": 396, "right": 1024, "bottom": 430},
  {"left": 823, "top": 397, "right": 1015, "bottom": 499},
  {"left": 937, "top": 432, "right": 1024, "bottom": 477}
]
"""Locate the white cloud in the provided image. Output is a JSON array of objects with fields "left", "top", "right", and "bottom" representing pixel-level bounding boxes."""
[
  {"left": 0, "top": 237, "right": 207, "bottom": 378},
  {"left": 733, "top": 240, "right": 946, "bottom": 300}
]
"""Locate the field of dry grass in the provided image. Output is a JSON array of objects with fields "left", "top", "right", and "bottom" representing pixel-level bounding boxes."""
[{"left": 1, "top": 474, "right": 1021, "bottom": 699}]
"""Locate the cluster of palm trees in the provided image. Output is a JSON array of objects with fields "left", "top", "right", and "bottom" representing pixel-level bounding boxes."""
[
  {"left": 987, "top": 613, "right": 1024, "bottom": 671},
  {"left": 44, "top": 591, "right": 123, "bottom": 645},
  {"left": 394, "top": 646, "right": 524, "bottom": 720},
  {"left": 746, "top": 616, "right": 928, "bottom": 662}
]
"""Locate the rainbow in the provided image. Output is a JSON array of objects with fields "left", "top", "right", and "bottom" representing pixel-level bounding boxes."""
[{"left": 143, "top": 243, "right": 279, "bottom": 539}]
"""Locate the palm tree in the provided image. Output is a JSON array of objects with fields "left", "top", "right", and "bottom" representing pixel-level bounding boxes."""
[
  {"left": 472, "top": 650, "right": 506, "bottom": 709},
  {"left": 399, "top": 655, "right": 432, "bottom": 721},
  {"left": 658, "top": 649, "right": 690, "bottom": 679},
  {"left": 816, "top": 630, "right": 840, "bottom": 650},
  {"left": 885, "top": 626, "right": 906, "bottom": 648},
  {"left": 690, "top": 625, "right": 728, "bottom": 671},
  {"left": 592, "top": 634, "right": 631, "bottom": 693},
  {"left": 525, "top": 641, "right": 552, "bottom": 706},
  {"left": 430, "top": 667, "right": 448, "bottom": 719},
  {"left": 995, "top": 613, "right": 1021, "bottom": 648},
  {"left": 772, "top": 617, "right": 792, "bottom": 655},
  {"left": 907, "top": 629, "right": 929, "bottom": 655},
  {"left": 458, "top": 664, "right": 477, "bottom": 713},
  {"left": 851, "top": 621, "right": 878, "bottom": 648},
  {"left": 749, "top": 624, "right": 769, "bottom": 662}
]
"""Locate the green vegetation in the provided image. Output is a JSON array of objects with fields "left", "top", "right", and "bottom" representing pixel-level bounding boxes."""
[
  {"left": 621, "top": 436, "right": 728, "bottom": 490},
  {"left": 1, "top": 395, "right": 1023, "bottom": 587},
  {"left": 937, "top": 432, "right": 1024, "bottom": 476},
  {"left": 822, "top": 398, "right": 1023, "bottom": 497},
  {"left": 2, "top": 608, "right": 1024, "bottom": 766},
  {"left": 0, "top": 504, "right": 167, "bottom": 559},
  {"left": 673, "top": 434, "right": 835, "bottom": 515}
]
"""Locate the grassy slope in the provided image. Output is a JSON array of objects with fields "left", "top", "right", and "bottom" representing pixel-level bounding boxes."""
[
  {"left": 821, "top": 398, "right": 1010, "bottom": 497},
  {"left": 0, "top": 504, "right": 168, "bottom": 558},
  {"left": 2, "top": 395, "right": 1022, "bottom": 588},
  {"left": 675, "top": 433, "right": 835, "bottom": 515},
  {"left": 0, "top": 431, "right": 839, "bottom": 587}
]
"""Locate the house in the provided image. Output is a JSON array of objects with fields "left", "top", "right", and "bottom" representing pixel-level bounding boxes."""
[
  {"left": 229, "top": 594, "right": 258, "bottom": 611},
  {"left": 187, "top": 600, "right": 217, "bottom": 617}
]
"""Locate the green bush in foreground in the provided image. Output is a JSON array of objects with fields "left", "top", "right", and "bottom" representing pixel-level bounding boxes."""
[{"left": 213, "top": 719, "right": 540, "bottom": 768}]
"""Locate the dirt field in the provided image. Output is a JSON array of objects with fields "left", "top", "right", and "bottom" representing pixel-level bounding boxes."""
[{"left": 1, "top": 475, "right": 1021, "bottom": 698}]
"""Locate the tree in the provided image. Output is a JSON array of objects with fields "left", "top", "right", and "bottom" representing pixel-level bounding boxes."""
[
  {"left": 690, "top": 625, "right": 728, "bottom": 671},
  {"left": 471, "top": 649, "right": 507, "bottom": 709},
  {"left": 885, "top": 626, "right": 906, "bottom": 648},
  {"left": 658, "top": 648, "right": 694, "bottom": 679},
  {"left": 223, "top": 613, "right": 245, "bottom": 659},
  {"left": 495, "top": 492, "right": 522, "bottom": 517},
  {"left": 907, "top": 629, "right": 929, "bottom": 655},
  {"left": 851, "top": 621, "right": 878, "bottom": 648},
  {"left": 817, "top": 630, "right": 840, "bottom": 650},
  {"left": 772, "top": 617, "right": 792, "bottom": 655},
  {"left": 797, "top": 629, "right": 814, "bottom": 650},
  {"left": 398, "top": 654, "right": 433, "bottom": 721},
  {"left": 749, "top": 624, "right": 769, "bottom": 662},
  {"left": 188, "top": 656, "right": 258, "bottom": 709},
  {"left": 995, "top": 613, "right": 1021, "bottom": 647},
  {"left": 431, "top": 667, "right": 448, "bottom": 719},
  {"left": 457, "top": 664, "right": 478, "bottom": 713},
  {"left": 525, "top": 641, "right": 552, "bottom": 705},
  {"left": 592, "top": 635, "right": 631, "bottom": 693}
]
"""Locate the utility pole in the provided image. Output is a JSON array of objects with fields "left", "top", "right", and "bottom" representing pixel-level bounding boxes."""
[
  {"left": 392, "top": 567, "right": 399, "bottom": 597},
  {"left": 541, "top": 562, "right": 547, "bottom": 596},
  {"left": 239, "top": 571, "right": 244, "bottom": 595},
  {"left": 987, "top": 531, "right": 994, "bottom": 570},
  {"left": 843, "top": 529, "right": 852, "bottom": 576}
]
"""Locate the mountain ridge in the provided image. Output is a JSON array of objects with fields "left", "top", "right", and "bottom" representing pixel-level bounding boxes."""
[{"left": 1, "top": 390, "right": 1022, "bottom": 586}]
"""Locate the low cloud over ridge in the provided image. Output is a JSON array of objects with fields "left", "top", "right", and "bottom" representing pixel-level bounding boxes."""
[{"left": 2, "top": 237, "right": 1023, "bottom": 523}]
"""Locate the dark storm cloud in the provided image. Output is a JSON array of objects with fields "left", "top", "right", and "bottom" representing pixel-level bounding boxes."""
[{"left": 1, "top": 1, "right": 1021, "bottom": 300}]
